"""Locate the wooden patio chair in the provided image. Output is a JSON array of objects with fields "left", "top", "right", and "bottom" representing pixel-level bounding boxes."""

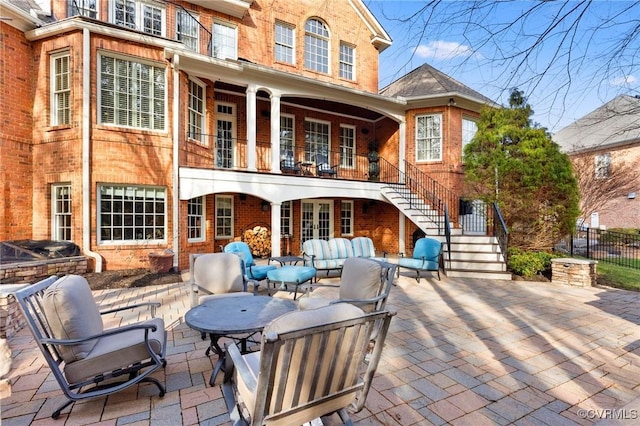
[
  {"left": 221, "top": 304, "right": 395, "bottom": 425},
  {"left": 14, "top": 275, "right": 167, "bottom": 419}
]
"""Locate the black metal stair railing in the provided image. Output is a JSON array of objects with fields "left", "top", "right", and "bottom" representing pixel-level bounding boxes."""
[{"left": 493, "top": 202, "right": 509, "bottom": 262}]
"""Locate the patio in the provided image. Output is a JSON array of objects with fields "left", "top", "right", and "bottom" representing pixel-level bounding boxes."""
[{"left": 2, "top": 271, "right": 640, "bottom": 425}]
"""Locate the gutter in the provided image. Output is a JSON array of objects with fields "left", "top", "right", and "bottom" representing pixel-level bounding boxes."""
[{"left": 82, "top": 28, "right": 103, "bottom": 272}]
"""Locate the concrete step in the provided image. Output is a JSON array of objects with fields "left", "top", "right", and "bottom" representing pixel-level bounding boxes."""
[
  {"left": 447, "top": 251, "right": 504, "bottom": 262},
  {"left": 446, "top": 260, "right": 507, "bottom": 272},
  {"left": 445, "top": 269, "right": 513, "bottom": 280}
]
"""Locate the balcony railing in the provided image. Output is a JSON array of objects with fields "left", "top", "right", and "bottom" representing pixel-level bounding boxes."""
[{"left": 200, "top": 137, "right": 395, "bottom": 182}]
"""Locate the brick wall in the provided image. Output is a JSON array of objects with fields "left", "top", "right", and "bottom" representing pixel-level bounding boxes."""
[{"left": 0, "top": 23, "right": 34, "bottom": 240}]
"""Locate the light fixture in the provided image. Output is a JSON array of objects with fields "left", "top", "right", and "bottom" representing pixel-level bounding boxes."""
[
  {"left": 448, "top": 98, "right": 456, "bottom": 107},
  {"left": 261, "top": 200, "right": 269, "bottom": 211}
]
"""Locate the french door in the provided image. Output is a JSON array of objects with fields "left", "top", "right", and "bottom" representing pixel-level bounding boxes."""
[
  {"left": 215, "top": 102, "right": 235, "bottom": 168},
  {"left": 301, "top": 200, "right": 333, "bottom": 243}
]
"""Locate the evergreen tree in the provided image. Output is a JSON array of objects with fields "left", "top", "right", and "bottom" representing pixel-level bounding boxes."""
[{"left": 463, "top": 89, "right": 580, "bottom": 250}]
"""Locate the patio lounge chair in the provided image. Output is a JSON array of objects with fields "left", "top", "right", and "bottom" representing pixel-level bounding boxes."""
[
  {"left": 298, "top": 257, "right": 396, "bottom": 313},
  {"left": 14, "top": 275, "right": 167, "bottom": 419},
  {"left": 223, "top": 241, "right": 277, "bottom": 286},
  {"left": 396, "top": 237, "right": 442, "bottom": 281},
  {"left": 221, "top": 304, "right": 395, "bottom": 425}
]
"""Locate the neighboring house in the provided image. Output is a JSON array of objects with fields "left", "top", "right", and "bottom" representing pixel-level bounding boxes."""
[
  {"left": 1, "top": 0, "right": 495, "bottom": 272},
  {"left": 554, "top": 95, "right": 640, "bottom": 229}
]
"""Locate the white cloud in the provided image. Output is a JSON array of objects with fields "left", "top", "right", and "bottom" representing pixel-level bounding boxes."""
[
  {"left": 610, "top": 75, "right": 637, "bottom": 86},
  {"left": 414, "top": 40, "right": 475, "bottom": 60}
]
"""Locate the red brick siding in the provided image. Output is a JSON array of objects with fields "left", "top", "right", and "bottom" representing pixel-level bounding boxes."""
[{"left": 0, "top": 23, "right": 34, "bottom": 239}]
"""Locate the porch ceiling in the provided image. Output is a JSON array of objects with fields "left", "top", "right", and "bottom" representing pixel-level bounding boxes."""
[{"left": 215, "top": 82, "right": 384, "bottom": 121}]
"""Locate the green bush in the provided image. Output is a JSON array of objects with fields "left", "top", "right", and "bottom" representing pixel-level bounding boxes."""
[{"left": 508, "top": 248, "right": 558, "bottom": 278}]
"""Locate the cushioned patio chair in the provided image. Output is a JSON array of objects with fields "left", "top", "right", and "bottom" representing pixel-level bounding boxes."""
[
  {"left": 315, "top": 153, "right": 338, "bottom": 177},
  {"left": 223, "top": 241, "right": 277, "bottom": 284},
  {"left": 221, "top": 304, "right": 395, "bottom": 425},
  {"left": 396, "top": 236, "right": 442, "bottom": 282},
  {"left": 189, "top": 252, "right": 259, "bottom": 360},
  {"left": 14, "top": 275, "right": 167, "bottom": 419},
  {"left": 298, "top": 257, "right": 396, "bottom": 313},
  {"left": 280, "top": 150, "right": 301, "bottom": 174}
]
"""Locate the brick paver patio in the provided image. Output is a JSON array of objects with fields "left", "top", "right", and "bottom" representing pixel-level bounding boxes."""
[{"left": 2, "top": 272, "right": 640, "bottom": 425}]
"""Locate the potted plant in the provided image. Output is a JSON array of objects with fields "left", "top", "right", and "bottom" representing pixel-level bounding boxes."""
[{"left": 367, "top": 140, "right": 380, "bottom": 181}]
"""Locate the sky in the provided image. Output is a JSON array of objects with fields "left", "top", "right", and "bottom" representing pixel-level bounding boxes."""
[{"left": 365, "top": 1, "right": 640, "bottom": 132}]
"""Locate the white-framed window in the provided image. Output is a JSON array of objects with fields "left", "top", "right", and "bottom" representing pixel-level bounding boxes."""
[
  {"left": 416, "top": 114, "right": 442, "bottom": 161},
  {"left": 339, "top": 42, "right": 355, "bottom": 80},
  {"left": 112, "top": 0, "right": 165, "bottom": 36},
  {"left": 188, "top": 78, "right": 206, "bottom": 143},
  {"left": 280, "top": 114, "right": 295, "bottom": 157},
  {"left": 462, "top": 117, "right": 478, "bottom": 154},
  {"left": 213, "top": 21, "right": 237, "bottom": 60},
  {"left": 68, "top": 0, "right": 97, "bottom": 18},
  {"left": 187, "top": 196, "right": 205, "bottom": 242},
  {"left": 51, "top": 52, "right": 71, "bottom": 126},
  {"left": 98, "top": 184, "right": 166, "bottom": 243},
  {"left": 339, "top": 125, "right": 355, "bottom": 168},
  {"left": 275, "top": 21, "right": 295, "bottom": 64},
  {"left": 215, "top": 195, "right": 233, "bottom": 239},
  {"left": 304, "top": 119, "right": 330, "bottom": 163},
  {"left": 595, "top": 153, "right": 611, "bottom": 179},
  {"left": 305, "top": 18, "right": 329, "bottom": 73},
  {"left": 99, "top": 54, "right": 166, "bottom": 131},
  {"left": 52, "top": 184, "right": 72, "bottom": 241},
  {"left": 176, "top": 9, "right": 199, "bottom": 52},
  {"left": 281, "top": 201, "right": 292, "bottom": 236},
  {"left": 340, "top": 201, "right": 354, "bottom": 236}
]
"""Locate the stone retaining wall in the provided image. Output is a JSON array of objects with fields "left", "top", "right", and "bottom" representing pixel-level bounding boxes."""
[
  {"left": 0, "top": 256, "right": 87, "bottom": 284},
  {"left": 551, "top": 258, "right": 597, "bottom": 287},
  {"left": 0, "top": 256, "right": 87, "bottom": 339}
]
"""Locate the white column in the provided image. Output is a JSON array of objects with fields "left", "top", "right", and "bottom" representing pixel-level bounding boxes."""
[
  {"left": 399, "top": 120, "right": 406, "bottom": 174},
  {"left": 271, "top": 202, "right": 281, "bottom": 257},
  {"left": 270, "top": 92, "right": 281, "bottom": 173},
  {"left": 398, "top": 211, "right": 406, "bottom": 255},
  {"left": 398, "top": 119, "right": 407, "bottom": 254},
  {"left": 246, "top": 85, "right": 257, "bottom": 171}
]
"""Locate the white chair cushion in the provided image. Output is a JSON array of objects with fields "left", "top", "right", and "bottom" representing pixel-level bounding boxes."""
[
  {"left": 64, "top": 317, "right": 165, "bottom": 383},
  {"left": 264, "top": 303, "right": 364, "bottom": 335},
  {"left": 339, "top": 258, "right": 381, "bottom": 311},
  {"left": 194, "top": 253, "right": 245, "bottom": 294},
  {"left": 43, "top": 275, "right": 103, "bottom": 363}
]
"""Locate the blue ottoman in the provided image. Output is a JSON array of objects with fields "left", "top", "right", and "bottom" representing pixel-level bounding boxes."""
[{"left": 267, "top": 266, "right": 316, "bottom": 300}]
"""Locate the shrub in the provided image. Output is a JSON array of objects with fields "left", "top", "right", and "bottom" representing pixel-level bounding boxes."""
[{"left": 508, "top": 248, "right": 558, "bottom": 278}]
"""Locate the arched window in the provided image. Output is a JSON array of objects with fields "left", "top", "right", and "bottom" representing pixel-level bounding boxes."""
[{"left": 305, "top": 18, "right": 329, "bottom": 73}]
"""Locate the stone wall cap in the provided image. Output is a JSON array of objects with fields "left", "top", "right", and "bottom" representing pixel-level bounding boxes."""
[{"left": 551, "top": 258, "right": 597, "bottom": 265}]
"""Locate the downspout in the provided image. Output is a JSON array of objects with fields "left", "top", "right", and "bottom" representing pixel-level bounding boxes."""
[
  {"left": 172, "top": 54, "right": 180, "bottom": 270},
  {"left": 82, "top": 28, "right": 102, "bottom": 272}
]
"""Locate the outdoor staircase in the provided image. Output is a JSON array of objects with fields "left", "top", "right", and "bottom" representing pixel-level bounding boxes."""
[{"left": 381, "top": 185, "right": 512, "bottom": 280}]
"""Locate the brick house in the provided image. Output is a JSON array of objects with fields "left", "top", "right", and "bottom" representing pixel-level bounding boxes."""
[
  {"left": 553, "top": 95, "right": 640, "bottom": 229},
  {"left": 1, "top": 0, "right": 500, "bottom": 274}
]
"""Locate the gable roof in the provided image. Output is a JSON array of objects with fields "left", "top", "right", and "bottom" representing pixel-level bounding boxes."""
[
  {"left": 379, "top": 63, "right": 494, "bottom": 105},
  {"left": 553, "top": 95, "right": 640, "bottom": 154}
]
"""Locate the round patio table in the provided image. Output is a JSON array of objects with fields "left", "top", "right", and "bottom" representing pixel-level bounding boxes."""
[{"left": 185, "top": 295, "right": 297, "bottom": 385}]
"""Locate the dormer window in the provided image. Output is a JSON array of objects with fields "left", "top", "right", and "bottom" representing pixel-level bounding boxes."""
[
  {"left": 68, "top": 0, "right": 97, "bottom": 18},
  {"left": 305, "top": 18, "right": 329, "bottom": 73}
]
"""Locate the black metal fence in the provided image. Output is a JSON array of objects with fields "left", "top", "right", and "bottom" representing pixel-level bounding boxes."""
[{"left": 562, "top": 227, "right": 640, "bottom": 269}]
